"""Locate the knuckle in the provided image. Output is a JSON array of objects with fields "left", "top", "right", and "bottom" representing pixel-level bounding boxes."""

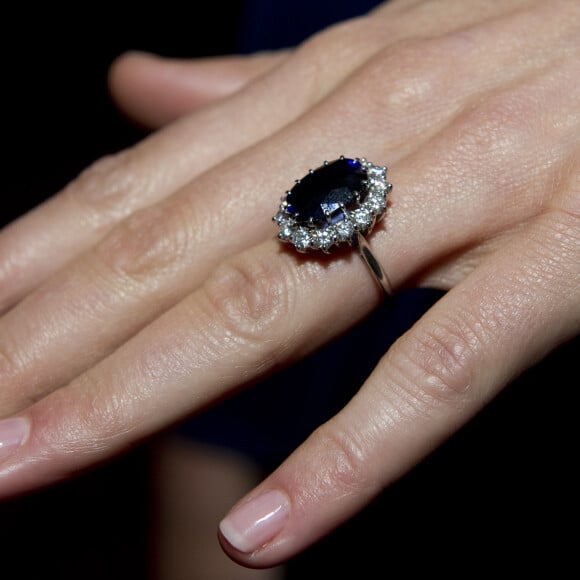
[
  {"left": 526, "top": 208, "right": 580, "bottom": 305},
  {"left": 0, "top": 340, "right": 19, "bottom": 390},
  {"left": 35, "top": 377, "right": 136, "bottom": 457},
  {"left": 306, "top": 421, "right": 376, "bottom": 496},
  {"left": 555, "top": 155, "right": 580, "bottom": 218},
  {"left": 361, "top": 35, "right": 456, "bottom": 112},
  {"left": 201, "top": 250, "right": 294, "bottom": 355},
  {"left": 338, "top": 35, "right": 457, "bottom": 135},
  {"left": 446, "top": 79, "right": 554, "bottom": 173},
  {"left": 64, "top": 150, "right": 142, "bottom": 227},
  {"left": 379, "top": 38, "right": 447, "bottom": 106},
  {"left": 392, "top": 316, "right": 481, "bottom": 412},
  {"left": 83, "top": 389, "right": 139, "bottom": 445},
  {"left": 94, "top": 198, "right": 194, "bottom": 282},
  {"left": 0, "top": 340, "right": 39, "bottom": 413}
]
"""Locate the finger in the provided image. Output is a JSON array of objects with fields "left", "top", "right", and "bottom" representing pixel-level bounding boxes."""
[
  {"left": 0, "top": 11, "right": 387, "bottom": 315},
  {"left": 109, "top": 0, "right": 534, "bottom": 130},
  {"left": 1, "top": 10, "right": 576, "bottom": 416},
  {"left": 108, "top": 51, "right": 289, "bottom": 129},
  {"left": 0, "top": 169, "right": 577, "bottom": 503},
  {"left": 0, "top": 0, "right": 540, "bottom": 313},
  {"left": 217, "top": 208, "right": 580, "bottom": 567},
  {"left": 0, "top": 35, "right": 578, "bottom": 478},
  {"left": 0, "top": 46, "right": 324, "bottom": 314}
]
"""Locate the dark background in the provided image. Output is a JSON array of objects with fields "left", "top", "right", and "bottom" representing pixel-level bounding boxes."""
[{"left": 1, "top": 3, "right": 577, "bottom": 579}]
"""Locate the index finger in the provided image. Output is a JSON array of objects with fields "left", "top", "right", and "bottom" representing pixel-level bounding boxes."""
[{"left": 218, "top": 209, "right": 580, "bottom": 566}]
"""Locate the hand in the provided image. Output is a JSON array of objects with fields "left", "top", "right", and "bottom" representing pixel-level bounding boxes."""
[{"left": 0, "top": 0, "right": 578, "bottom": 569}]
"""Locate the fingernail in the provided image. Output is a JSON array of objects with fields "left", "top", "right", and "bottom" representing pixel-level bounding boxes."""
[
  {"left": 0, "top": 417, "right": 29, "bottom": 462},
  {"left": 219, "top": 489, "right": 290, "bottom": 553}
]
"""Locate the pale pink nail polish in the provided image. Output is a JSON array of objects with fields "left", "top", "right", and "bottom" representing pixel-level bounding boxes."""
[
  {"left": 219, "top": 489, "right": 290, "bottom": 553},
  {"left": 0, "top": 417, "right": 29, "bottom": 462}
]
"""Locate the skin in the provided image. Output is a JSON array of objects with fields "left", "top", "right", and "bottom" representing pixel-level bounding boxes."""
[{"left": 0, "top": 0, "right": 578, "bottom": 569}]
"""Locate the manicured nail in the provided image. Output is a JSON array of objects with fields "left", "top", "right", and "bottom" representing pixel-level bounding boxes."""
[
  {"left": 0, "top": 417, "right": 29, "bottom": 462},
  {"left": 219, "top": 489, "right": 290, "bottom": 553}
]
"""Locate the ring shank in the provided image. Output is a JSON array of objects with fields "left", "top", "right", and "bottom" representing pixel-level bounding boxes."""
[{"left": 352, "top": 232, "right": 392, "bottom": 296}]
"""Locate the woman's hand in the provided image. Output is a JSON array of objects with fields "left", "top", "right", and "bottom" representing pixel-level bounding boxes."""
[{"left": 0, "top": 0, "right": 578, "bottom": 568}]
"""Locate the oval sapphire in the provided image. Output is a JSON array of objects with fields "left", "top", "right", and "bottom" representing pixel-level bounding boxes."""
[{"left": 286, "top": 158, "right": 367, "bottom": 226}]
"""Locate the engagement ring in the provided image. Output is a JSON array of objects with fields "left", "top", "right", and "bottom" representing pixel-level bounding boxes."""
[{"left": 273, "top": 156, "right": 393, "bottom": 295}]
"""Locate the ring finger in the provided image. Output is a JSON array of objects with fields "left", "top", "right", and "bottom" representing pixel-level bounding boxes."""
[{"left": 0, "top": 11, "right": 576, "bottom": 415}]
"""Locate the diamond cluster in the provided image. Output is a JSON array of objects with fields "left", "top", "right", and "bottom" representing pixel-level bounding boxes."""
[{"left": 273, "top": 157, "right": 392, "bottom": 253}]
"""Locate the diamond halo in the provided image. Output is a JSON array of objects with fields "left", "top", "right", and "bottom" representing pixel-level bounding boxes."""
[{"left": 273, "top": 156, "right": 392, "bottom": 253}]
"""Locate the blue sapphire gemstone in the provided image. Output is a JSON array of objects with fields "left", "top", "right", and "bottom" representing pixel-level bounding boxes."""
[{"left": 286, "top": 158, "right": 367, "bottom": 226}]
